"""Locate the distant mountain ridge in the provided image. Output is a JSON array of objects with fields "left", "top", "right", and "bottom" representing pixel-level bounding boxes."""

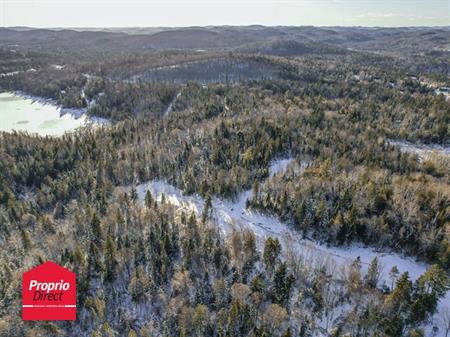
[{"left": 1, "top": 26, "right": 449, "bottom": 55}]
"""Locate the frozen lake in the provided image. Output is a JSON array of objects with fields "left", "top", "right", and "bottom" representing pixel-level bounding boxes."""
[{"left": 0, "top": 92, "right": 99, "bottom": 136}]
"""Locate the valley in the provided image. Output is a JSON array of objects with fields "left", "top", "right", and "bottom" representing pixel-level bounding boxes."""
[
  {"left": 0, "top": 25, "right": 448, "bottom": 337},
  {"left": 137, "top": 157, "right": 450, "bottom": 336}
]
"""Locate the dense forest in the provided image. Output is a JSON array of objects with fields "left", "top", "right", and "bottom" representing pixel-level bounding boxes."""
[{"left": 0, "top": 26, "right": 449, "bottom": 336}]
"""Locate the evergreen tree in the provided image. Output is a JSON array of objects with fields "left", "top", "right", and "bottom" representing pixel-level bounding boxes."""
[
  {"left": 263, "top": 237, "right": 281, "bottom": 275},
  {"left": 389, "top": 266, "right": 400, "bottom": 290},
  {"left": 144, "top": 190, "right": 153, "bottom": 208},
  {"left": 91, "top": 212, "right": 103, "bottom": 244},
  {"left": 105, "top": 236, "right": 118, "bottom": 281},
  {"left": 364, "top": 256, "right": 380, "bottom": 288},
  {"left": 271, "top": 262, "right": 295, "bottom": 306},
  {"left": 202, "top": 194, "right": 213, "bottom": 225}
]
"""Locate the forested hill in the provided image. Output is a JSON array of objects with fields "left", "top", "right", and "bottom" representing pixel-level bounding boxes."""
[
  {"left": 0, "top": 26, "right": 449, "bottom": 336},
  {"left": 2, "top": 26, "right": 450, "bottom": 55}
]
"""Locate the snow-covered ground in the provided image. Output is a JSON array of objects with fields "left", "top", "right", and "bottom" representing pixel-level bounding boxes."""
[
  {"left": 0, "top": 68, "right": 36, "bottom": 78},
  {"left": 50, "top": 64, "right": 65, "bottom": 70},
  {"left": 136, "top": 158, "right": 449, "bottom": 335},
  {"left": 389, "top": 139, "right": 450, "bottom": 160}
]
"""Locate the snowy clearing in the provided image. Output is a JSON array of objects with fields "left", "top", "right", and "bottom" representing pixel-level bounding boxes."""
[
  {"left": 389, "top": 139, "right": 450, "bottom": 160},
  {"left": 137, "top": 157, "right": 449, "bottom": 336}
]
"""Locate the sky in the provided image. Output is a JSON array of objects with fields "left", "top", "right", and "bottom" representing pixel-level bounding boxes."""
[{"left": 1, "top": 0, "right": 449, "bottom": 28}]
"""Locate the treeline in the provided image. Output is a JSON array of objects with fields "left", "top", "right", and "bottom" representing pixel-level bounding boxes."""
[
  {"left": 0, "top": 67, "right": 180, "bottom": 120},
  {"left": 84, "top": 79, "right": 179, "bottom": 120},
  {"left": 0, "top": 67, "right": 88, "bottom": 106},
  {"left": 0, "top": 48, "right": 51, "bottom": 74}
]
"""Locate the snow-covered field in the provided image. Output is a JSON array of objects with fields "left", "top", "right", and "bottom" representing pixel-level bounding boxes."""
[{"left": 137, "top": 158, "right": 449, "bottom": 335}]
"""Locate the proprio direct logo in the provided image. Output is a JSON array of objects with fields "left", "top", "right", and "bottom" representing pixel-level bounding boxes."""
[{"left": 22, "top": 261, "right": 76, "bottom": 320}]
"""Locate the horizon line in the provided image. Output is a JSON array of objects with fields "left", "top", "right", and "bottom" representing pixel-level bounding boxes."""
[{"left": 3, "top": 24, "right": 450, "bottom": 30}]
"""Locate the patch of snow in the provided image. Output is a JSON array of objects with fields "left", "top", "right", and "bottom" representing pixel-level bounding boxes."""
[
  {"left": 389, "top": 139, "right": 450, "bottom": 160},
  {"left": 60, "top": 107, "right": 87, "bottom": 120},
  {"left": 268, "top": 157, "right": 293, "bottom": 177},
  {"left": 51, "top": 64, "right": 65, "bottom": 70},
  {"left": 0, "top": 70, "right": 21, "bottom": 77},
  {"left": 1, "top": 68, "right": 38, "bottom": 77},
  {"left": 163, "top": 91, "right": 182, "bottom": 117},
  {"left": 86, "top": 116, "right": 110, "bottom": 125}
]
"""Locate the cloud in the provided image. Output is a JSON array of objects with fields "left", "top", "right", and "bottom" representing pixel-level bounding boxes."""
[
  {"left": 352, "top": 12, "right": 438, "bottom": 21},
  {"left": 356, "top": 12, "right": 404, "bottom": 19}
]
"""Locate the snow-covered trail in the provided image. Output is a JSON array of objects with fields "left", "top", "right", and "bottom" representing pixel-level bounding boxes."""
[
  {"left": 136, "top": 157, "right": 449, "bottom": 335},
  {"left": 163, "top": 91, "right": 182, "bottom": 117},
  {"left": 389, "top": 139, "right": 450, "bottom": 160}
]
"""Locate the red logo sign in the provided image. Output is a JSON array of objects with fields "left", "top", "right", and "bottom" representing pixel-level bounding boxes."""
[{"left": 22, "top": 261, "right": 76, "bottom": 320}]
